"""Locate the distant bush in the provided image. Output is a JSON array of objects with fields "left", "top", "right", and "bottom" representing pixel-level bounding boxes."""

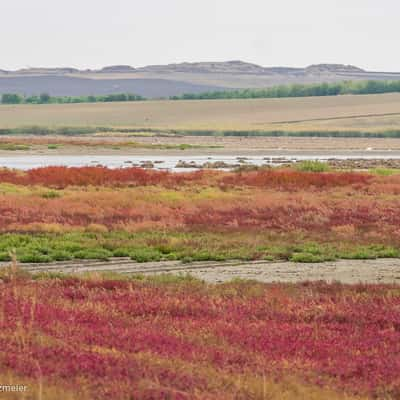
[
  {"left": 290, "top": 253, "right": 326, "bottom": 263},
  {"left": 2, "top": 93, "right": 145, "bottom": 105},
  {"left": 295, "top": 161, "right": 330, "bottom": 172},
  {"left": 50, "top": 251, "right": 73, "bottom": 261},
  {"left": 112, "top": 248, "right": 131, "bottom": 257},
  {"left": 1, "top": 93, "right": 23, "bottom": 104},
  {"left": 0, "top": 252, "right": 11, "bottom": 262},
  {"left": 19, "top": 252, "right": 53, "bottom": 263},
  {"left": 130, "top": 248, "right": 163, "bottom": 263},
  {"left": 40, "top": 191, "right": 61, "bottom": 199},
  {"left": 73, "top": 248, "right": 112, "bottom": 260},
  {"left": 39, "top": 93, "right": 51, "bottom": 103},
  {"left": 0, "top": 126, "right": 104, "bottom": 136},
  {"left": 0, "top": 143, "right": 30, "bottom": 151}
]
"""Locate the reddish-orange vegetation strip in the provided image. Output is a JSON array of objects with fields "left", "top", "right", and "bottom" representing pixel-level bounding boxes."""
[
  {"left": 0, "top": 167, "right": 399, "bottom": 247},
  {"left": 0, "top": 166, "right": 372, "bottom": 188},
  {"left": 0, "top": 278, "right": 399, "bottom": 399},
  {"left": 0, "top": 166, "right": 211, "bottom": 187}
]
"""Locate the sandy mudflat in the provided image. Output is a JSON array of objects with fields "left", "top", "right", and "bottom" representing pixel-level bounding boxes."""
[
  {"left": 3, "top": 136, "right": 400, "bottom": 158},
  {"left": 181, "top": 259, "right": 400, "bottom": 284},
  {"left": 5, "top": 258, "right": 400, "bottom": 284}
]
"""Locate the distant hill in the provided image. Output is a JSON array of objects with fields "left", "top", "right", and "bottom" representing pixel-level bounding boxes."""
[
  {"left": 138, "top": 61, "right": 366, "bottom": 75},
  {"left": 138, "top": 60, "right": 269, "bottom": 74},
  {"left": 99, "top": 65, "right": 137, "bottom": 73},
  {"left": 304, "top": 64, "right": 365, "bottom": 74},
  {"left": 0, "top": 76, "right": 224, "bottom": 98},
  {"left": 15, "top": 67, "right": 81, "bottom": 75},
  {"left": 1, "top": 61, "right": 400, "bottom": 98}
]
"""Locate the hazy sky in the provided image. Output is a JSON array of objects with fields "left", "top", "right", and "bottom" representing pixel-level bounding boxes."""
[{"left": 2, "top": 0, "right": 399, "bottom": 71}]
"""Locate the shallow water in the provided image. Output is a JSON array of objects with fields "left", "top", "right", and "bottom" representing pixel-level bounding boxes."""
[{"left": 1, "top": 153, "right": 400, "bottom": 171}]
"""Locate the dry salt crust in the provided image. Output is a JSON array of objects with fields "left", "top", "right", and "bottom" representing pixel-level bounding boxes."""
[{"left": 3, "top": 258, "right": 400, "bottom": 284}]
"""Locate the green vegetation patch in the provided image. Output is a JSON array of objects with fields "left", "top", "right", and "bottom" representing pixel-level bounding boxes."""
[
  {"left": 170, "top": 79, "right": 400, "bottom": 100},
  {"left": 0, "top": 143, "right": 30, "bottom": 151},
  {"left": 370, "top": 168, "right": 400, "bottom": 176},
  {"left": 295, "top": 160, "right": 330, "bottom": 173},
  {"left": 1, "top": 92, "right": 145, "bottom": 105},
  {"left": 3, "top": 125, "right": 400, "bottom": 139},
  {"left": 0, "top": 232, "right": 398, "bottom": 264}
]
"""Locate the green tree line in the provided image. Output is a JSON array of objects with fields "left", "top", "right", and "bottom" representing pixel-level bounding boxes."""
[
  {"left": 1, "top": 92, "right": 145, "bottom": 105},
  {"left": 3, "top": 79, "right": 400, "bottom": 105},
  {"left": 170, "top": 80, "right": 400, "bottom": 100}
]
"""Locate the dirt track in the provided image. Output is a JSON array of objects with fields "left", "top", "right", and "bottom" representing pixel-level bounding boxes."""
[{"left": 4, "top": 258, "right": 400, "bottom": 284}]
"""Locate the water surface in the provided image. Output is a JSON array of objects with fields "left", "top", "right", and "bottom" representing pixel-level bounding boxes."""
[{"left": 1, "top": 152, "right": 400, "bottom": 171}]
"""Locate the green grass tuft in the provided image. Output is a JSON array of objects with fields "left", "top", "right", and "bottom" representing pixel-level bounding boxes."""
[{"left": 295, "top": 161, "right": 330, "bottom": 173}]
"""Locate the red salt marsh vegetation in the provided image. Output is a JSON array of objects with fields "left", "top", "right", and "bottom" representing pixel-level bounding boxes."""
[
  {"left": 0, "top": 270, "right": 399, "bottom": 400},
  {"left": 0, "top": 166, "right": 399, "bottom": 399},
  {"left": 0, "top": 166, "right": 400, "bottom": 263},
  {"left": 0, "top": 165, "right": 370, "bottom": 188}
]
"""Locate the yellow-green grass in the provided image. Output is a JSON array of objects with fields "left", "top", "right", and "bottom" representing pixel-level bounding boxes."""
[{"left": 0, "top": 139, "right": 220, "bottom": 151}]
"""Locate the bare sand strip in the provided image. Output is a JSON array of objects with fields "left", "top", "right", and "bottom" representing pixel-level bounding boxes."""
[
  {"left": 6, "top": 136, "right": 400, "bottom": 158},
  {"left": 3, "top": 258, "right": 400, "bottom": 284}
]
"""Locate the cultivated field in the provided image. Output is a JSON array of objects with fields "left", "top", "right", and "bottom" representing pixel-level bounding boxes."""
[{"left": 1, "top": 93, "right": 400, "bottom": 132}]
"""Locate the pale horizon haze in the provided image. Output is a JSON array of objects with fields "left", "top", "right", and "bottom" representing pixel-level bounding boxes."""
[{"left": 1, "top": 0, "right": 399, "bottom": 71}]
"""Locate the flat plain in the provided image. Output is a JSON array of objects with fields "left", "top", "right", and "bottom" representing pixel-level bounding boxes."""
[{"left": 1, "top": 93, "right": 400, "bottom": 132}]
